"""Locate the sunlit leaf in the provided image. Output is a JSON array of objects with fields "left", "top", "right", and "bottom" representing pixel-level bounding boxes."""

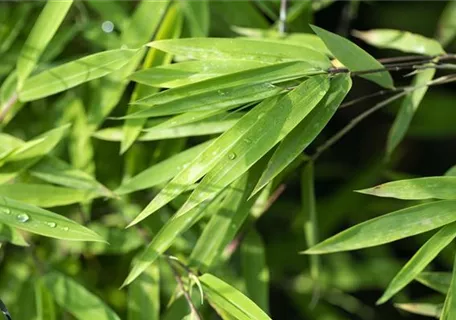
[
  {"left": 148, "top": 38, "right": 331, "bottom": 68},
  {"left": 357, "top": 176, "right": 456, "bottom": 200},
  {"left": 17, "top": 0, "right": 73, "bottom": 88},
  {"left": 395, "top": 303, "right": 442, "bottom": 318},
  {"left": 0, "top": 196, "right": 103, "bottom": 242},
  {"left": 305, "top": 200, "right": 456, "bottom": 254},
  {"left": 19, "top": 48, "right": 139, "bottom": 101},
  {"left": 378, "top": 222, "right": 456, "bottom": 304},
  {"left": 310, "top": 25, "right": 394, "bottom": 89},
  {"left": 199, "top": 273, "right": 272, "bottom": 320},
  {"left": 417, "top": 272, "right": 451, "bottom": 294},
  {"left": 353, "top": 29, "right": 445, "bottom": 55},
  {"left": 128, "top": 264, "right": 160, "bottom": 320},
  {"left": 43, "top": 272, "right": 121, "bottom": 320}
]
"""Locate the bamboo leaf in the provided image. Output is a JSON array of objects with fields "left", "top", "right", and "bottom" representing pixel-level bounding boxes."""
[
  {"left": 17, "top": 0, "right": 73, "bottom": 88},
  {"left": 417, "top": 272, "right": 452, "bottom": 294},
  {"left": 305, "top": 200, "right": 456, "bottom": 254},
  {"left": 128, "top": 264, "right": 160, "bottom": 320},
  {"left": 0, "top": 224, "right": 28, "bottom": 247},
  {"left": 378, "top": 222, "right": 456, "bottom": 304},
  {"left": 253, "top": 74, "right": 351, "bottom": 194},
  {"left": 310, "top": 25, "right": 394, "bottom": 89},
  {"left": 440, "top": 254, "right": 456, "bottom": 319},
  {"left": 0, "top": 197, "right": 104, "bottom": 242},
  {"left": 357, "top": 176, "right": 456, "bottom": 200},
  {"left": 0, "top": 4, "right": 32, "bottom": 54},
  {"left": 148, "top": 38, "right": 331, "bottom": 68},
  {"left": 43, "top": 272, "right": 121, "bottom": 320},
  {"left": 437, "top": 1, "right": 456, "bottom": 47},
  {"left": 35, "top": 278, "right": 56, "bottom": 320},
  {"left": 181, "top": 0, "right": 210, "bottom": 37},
  {"left": 128, "top": 75, "right": 329, "bottom": 227},
  {"left": 241, "top": 230, "right": 270, "bottom": 313},
  {"left": 395, "top": 303, "right": 442, "bottom": 318},
  {"left": 85, "top": 223, "right": 143, "bottom": 255},
  {"left": 19, "top": 48, "right": 139, "bottom": 101},
  {"left": 199, "top": 273, "right": 272, "bottom": 320},
  {"left": 353, "top": 29, "right": 445, "bottom": 55},
  {"left": 386, "top": 68, "right": 435, "bottom": 157}
]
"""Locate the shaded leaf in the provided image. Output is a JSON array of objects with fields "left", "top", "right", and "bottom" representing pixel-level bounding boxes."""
[
  {"left": 181, "top": 0, "right": 209, "bottom": 37},
  {"left": 353, "top": 29, "right": 444, "bottom": 55},
  {"left": 128, "top": 264, "right": 160, "bottom": 320},
  {"left": 437, "top": 1, "right": 456, "bottom": 47},
  {"left": 199, "top": 273, "right": 272, "bottom": 320},
  {"left": 19, "top": 49, "right": 139, "bottom": 101},
  {"left": 35, "top": 278, "right": 56, "bottom": 320},
  {"left": 0, "top": 4, "right": 32, "bottom": 54},
  {"left": 417, "top": 272, "right": 451, "bottom": 294},
  {"left": 377, "top": 222, "right": 456, "bottom": 304},
  {"left": 0, "top": 224, "right": 28, "bottom": 247},
  {"left": 305, "top": 200, "right": 456, "bottom": 254},
  {"left": 440, "top": 254, "right": 456, "bottom": 319},
  {"left": 357, "top": 176, "right": 456, "bottom": 200},
  {"left": 43, "top": 272, "right": 121, "bottom": 320},
  {"left": 85, "top": 223, "right": 143, "bottom": 255},
  {"left": 310, "top": 25, "right": 394, "bottom": 88},
  {"left": 0, "top": 196, "right": 103, "bottom": 242}
]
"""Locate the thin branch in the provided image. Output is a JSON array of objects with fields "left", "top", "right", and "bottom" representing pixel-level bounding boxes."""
[
  {"left": 278, "top": 0, "right": 287, "bottom": 35},
  {"left": 167, "top": 258, "right": 203, "bottom": 320},
  {"left": 0, "top": 93, "right": 18, "bottom": 123}
]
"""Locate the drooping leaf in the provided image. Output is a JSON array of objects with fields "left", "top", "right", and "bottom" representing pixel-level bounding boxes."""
[
  {"left": 353, "top": 29, "right": 445, "bottom": 55},
  {"left": 19, "top": 48, "right": 139, "bottom": 101},
  {"left": 305, "top": 200, "right": 456, "bottom": 254},
  {"left": 310, "top": 25, "right": 394, "bottom": 88},
  {"left": 253, "top": 73, "right": 351, "bottom": 194},
  {"left": 148, "top": 38, "right": 331, "bottom": 68},
  {"left": 241, "top": 230, "right": 270, "bottom": 313},
  {"left": 43, "top": 272, "right": 121, "bottom": 320},
  {"left": 128, "top": 75, "right": 329, "bottom": 227},
  {"left": 417, "top": 272, "right": 452, "bottom": 294},
  {"left": 386, "top": 68, "right": 435, "bottom": 157},
  {"left": 377, "top": 222, "right": 456, "bottom": 304},
  {"left": 395, "top": 303, "right": 442, "bottom": 318},
  {"left": 0, "top": 223, "right": 28, "bottom": 247},
  {"left": 436, "top": 1, "right": 456, "bottom": 47},
  {"left": 199, "top": 273, "right": 272, "bottom": 320},
  {"left": 357, "top": 176, "right": 456, "bottom": 200},
  {"left": 0, "top": 196, "right": 103, "bottom": 242},
  {"left": 128, "top": 264, "right": 160, "bottom": 320},
  {"left": 17, "top": 0, "right": 73, "bottom": 88}
]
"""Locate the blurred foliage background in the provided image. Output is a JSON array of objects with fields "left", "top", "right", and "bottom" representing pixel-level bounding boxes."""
[{"left": 0, "top": 1, "right": 455, "bottom": 320}]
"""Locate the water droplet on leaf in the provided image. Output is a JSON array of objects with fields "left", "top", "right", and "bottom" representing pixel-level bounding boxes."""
[
  {"left": 46, "top": 222, "right": 56, "bottom": 228},
  {"left": 1, "top": 207, "right": 11, "bottom": 215},
  {"left": 16, "top": 213, "right": 29, "bottom": 223},
  {"left": 62, "top": 226, "right": 69, "bottom": 231},
  {"left": 228, "top": 152, "right": 237, "bottom": 160}
]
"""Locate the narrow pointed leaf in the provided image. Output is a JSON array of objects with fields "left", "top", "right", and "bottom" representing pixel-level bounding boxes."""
[
  {"left": 310, "top": 25, "right": 394, "bottom": 88},
  {"left": 0, "top": 197, "right": 103, "bottom": 242},
  {"left": 378, "top": 222, "right": 456, "bottom": 304},
  {"left": 253, "top": 74, "right": 351, "bottom": 194},
  {"left": 305, "top": 200, "right": 456, "bottom": 254},
  {"left": 181, "top": 0, "right": 209, "bottom": 37},
  {"left": 386, "top": 68, "right": 435, "bottom": 157},
  {"left": 440, "top": 254, "right": 456, "bottom": 319},
  {"left": 148, "top": 38, "right": 331, "bottom": 68},
  {"left": 353, "top": 29, "right": 444, "bottom": 55},
  {"left": 357, "top": 176, "right": 456, "bottom": 200},
  {"left": 85, "top": 223, "right": 143, "bottom": 255},
  {"left": 241, "top": 230, "right": 270, "bottom": 313},
  {"left": 19, "top": 49, "right": 139, "bottom": 101},
  {"left": 128, "top": 264, "right": 160, "bottom": 320},
  {"left": 446, "top": 165, "right": 456, "bottom": 177},
  {"left": 0, "top": 4, "right": 32, "bottom": 54},
  {"left": 0, "top": 224, "right": 28, "bottom": 247},
  {"left": 43, "top": 272, "right": 121, "bottom": 320},
  {"left": 17, "top": 0, "right": 73, "bottom": 87},
  {"left": 35, "top": 278, "right": 56, "bottom": 320},
  {"left": 199, "top": 273, "right": 272, "bottom": 320},
  {"left": 437, "top": 1, "right": 456, "bottom": 47},
  {"left": 417, "top": 272, "right": 452, "bottom": 294},
  {"left": 395, "top": 303, "right": 442, "bottom": 318}
]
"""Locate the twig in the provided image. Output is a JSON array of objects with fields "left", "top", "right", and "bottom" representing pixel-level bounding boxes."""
[
  {"left": 278, "top": 0, "right": 287, "bottom": 35},
  {"left": 0, "top": 93, "right": 18, "bottom": 123},
  {"left": 167, "top": 258, "right": 203, "bottom": 320}
]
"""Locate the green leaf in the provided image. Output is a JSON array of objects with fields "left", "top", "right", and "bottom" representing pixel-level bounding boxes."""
[
  {"left": 115, "top": 141, "right": 212, "bottom": 195},
  {"left": 417, "top": 272, "right": 452, "bottom": 294},
  {"left": 0, "top": 196, "right": 103, "bottom": 242},
  {"left": 43, "top": 272, "right": 121, "bottom": 320},
  {"left": 0, "top": 223, "right": 28, "bottom": 247},
  {"left": 386, "top": 68, "right": 435, "bottom": 157},
  {"left": 19, "top": 48, "right": 139, "bottom": 102},
  {"left": 446, "top": 165, "right": 456, "bottom": 177},
  {"left": 199, "top": 273, "right": 272, "bottom": 320},
  {"left": 181, "top": 0, "right": 209, "bottom": 37},
  {"left": 148, "top": 38, "right": 331, "bottom": 68},
  {"left": 440, "top": 254, "right": 456, "bottom": 319},
  {"left": 85, "top": 223, "right": 143, "bottom": 255},
  {"left": 310, "top": 25, "right": 394, "bottom": 89},
  {"left": 436, "top": 1, "right": 456, "bottom": 47},
  {"left": 129, "top": 60, "right": 267, "bottom": 88},
  {"left": 0, "top": 4, "right": 32, "bottom": 54},
  {"left": 305, "top": 200, "right": 456, "bottom": 254},
  {"left": 35, "top": 278, "right": 56, "bottom": 320},
  {"left": 377, "top": 222, "right": 456, "bottom": 304},
  {"left": 253, "top": 74, "right": 351, "bottom": 194},
  {"left": 353, "top": 29, "right": 445, "bottom": 55},
  {"left": 128, "top": 264, "right": 160, "bottom": 320},
  {"left": 0, "top": 183, "right": 98, "bottom": 207},
  {"left": 17, "top": 0, "right": 73, "bottom": 88},
  {"left": 357, "top": 176, "right": 456, "bottom": 200},
  {"left": 395, "top": 303, "right": 442, "bottom": 318},
  {"left": 128, "top": 75, "right": 329, "bottom": 227},
  {"left": 241, "top": 230, "right": 270, "bottom": 313}
]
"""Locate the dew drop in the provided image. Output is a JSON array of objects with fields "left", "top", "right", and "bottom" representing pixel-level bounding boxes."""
[
  {"left": 1, "top": 207, "right": 11, "bottom": 215},
  {"left": 46, "top": 222, "right": 57, "bottom": 228},
  {"left": 16, "top": 213, "right": 29, "bottom": 223},
  {"left": 101, "top": 20, "right": 114, "bottom": 33},
  {"left": 228, "top": 152, "right": 237, "bottom": 160},
  {"left": 243, "top": 138, "right": 252, "bottom": 144},
  {"left": 62, "top": 226, "right": 69, "bottom": 231}
]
